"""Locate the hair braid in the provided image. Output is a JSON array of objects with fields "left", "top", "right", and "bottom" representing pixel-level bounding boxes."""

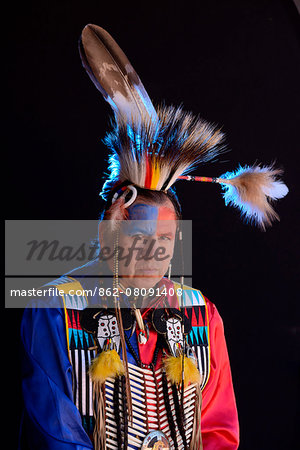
[
  {"left": 113, "top": 377, "right": 123, "bottom": 449},
  {"left": 162, "top": 370, "right": 178, "bottom": 449},
  {"left": 121, "top": 374, "right": 128, "bottom": 449},
  {"left": 172, "top": 383, "right": 188, "bottom": 448}
]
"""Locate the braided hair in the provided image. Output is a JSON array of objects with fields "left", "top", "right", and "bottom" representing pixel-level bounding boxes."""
[{"left": 162, "top": 370, "right": 178, "bottom": 450}]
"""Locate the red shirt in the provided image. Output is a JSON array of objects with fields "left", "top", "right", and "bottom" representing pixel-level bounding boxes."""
[{"left": 201, "top": 298, "right": 239, "bottom": 449}]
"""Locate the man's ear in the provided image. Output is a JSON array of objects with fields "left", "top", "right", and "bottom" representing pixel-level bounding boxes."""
[
  {"left": 99, "top": 219, "right": 112, "bottom": 246},
  {"left": 98, "top": 221, "right": 105, "bottom": 247},
  {"left": 99, "top": 217, "right": 115, "bottom": 247},
  {"left": 98, "top": 219, "right": 115, "bottom": 271}
]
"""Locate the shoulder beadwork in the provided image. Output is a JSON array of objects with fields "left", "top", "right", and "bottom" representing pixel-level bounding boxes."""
[
  {"left": 172, "top": 281, "right": 206, "bottom": 307},
  {"left": 44, "top": 276, "right": 88, "bottom": 310}
]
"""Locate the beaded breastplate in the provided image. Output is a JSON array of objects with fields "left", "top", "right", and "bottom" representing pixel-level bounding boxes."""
[
  {"left": 102, "top": 364, "right": 198, "bottom": 449},
  {"left": 56, "top": 277, "right": 210, "bottom": 448}
]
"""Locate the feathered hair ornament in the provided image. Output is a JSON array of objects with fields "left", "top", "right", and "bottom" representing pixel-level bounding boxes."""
[
  {"left": 102, "top": 104, "right": 226, "bottom": 197},
  {"left": 79, "top": 23, "right": 288, "bottom": 228},
  {"left": 178, "top": 163, "right": 288, "bottom": 230}
]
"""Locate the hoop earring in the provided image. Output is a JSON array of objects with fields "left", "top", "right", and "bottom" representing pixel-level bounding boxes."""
[
  {"left": 111, "top": 184, "right": 137, "bottom": 208},
  {"left": 123, "top": 185, "right": 137, "bottom": 208},
  {"left": 168, "top": 262, "right": 172, "bottom": 280}
]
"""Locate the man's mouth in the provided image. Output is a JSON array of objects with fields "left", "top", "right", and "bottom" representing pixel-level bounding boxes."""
[{"left": 136, "top": 268, "right": 159, "bottom": 275}]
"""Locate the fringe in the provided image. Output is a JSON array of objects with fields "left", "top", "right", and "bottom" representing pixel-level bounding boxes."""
[
  {"left": 93, "top": 381, "right": 106, "bottom": 450},
  {"left": 189, "top": 384, "right": 203, "bottom": 450}
]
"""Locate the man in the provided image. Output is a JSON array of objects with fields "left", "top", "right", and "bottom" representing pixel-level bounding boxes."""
[
  {"left": 20, "top": 24, "right": 287, "bottom": 449},
  {"left": 20, "top": 191, "right": 239, "bottom": 449}
]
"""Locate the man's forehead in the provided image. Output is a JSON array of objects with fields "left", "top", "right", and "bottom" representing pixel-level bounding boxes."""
[
  {"left": 128, "top": 203, "right": 176, "bottom": 220},
  {"left": 123, "top": 203, "right": 176, "bottom": 236}
]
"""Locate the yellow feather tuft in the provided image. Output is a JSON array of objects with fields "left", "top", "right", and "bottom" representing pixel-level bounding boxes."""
[
  {"left": 90, "top": 349, "right": 125, "bottom": 384},
  {"left": 164, "top": 355, "right": 201, "bottom": 385}
]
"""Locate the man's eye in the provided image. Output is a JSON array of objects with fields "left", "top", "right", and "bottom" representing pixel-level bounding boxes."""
[
  {"left": 159, "top": 235, "right": 171, "bottom": 241},
  {"left": 132, "top": 234, "right": 145, "bottom": 240}
]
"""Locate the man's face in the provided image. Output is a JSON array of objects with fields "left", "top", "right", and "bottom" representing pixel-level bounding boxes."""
[{"left": 104, "top": 200, "right": 177, "bottom": 290}]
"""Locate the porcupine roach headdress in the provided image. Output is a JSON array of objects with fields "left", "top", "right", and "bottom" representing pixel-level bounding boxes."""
[
  {"left": 79, "top": 24, "right": 288, "bottom": 448},
  {"left": 79, "top": 24, "right": 288, "bottom": 231}
]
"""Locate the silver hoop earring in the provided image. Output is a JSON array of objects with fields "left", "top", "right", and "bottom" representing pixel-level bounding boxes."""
[
  {"left": 168, "top": 262, "right": 172, "bottom": 280},
  {"left": 123, "top": 185, "right": 137, "bottom": 208}
]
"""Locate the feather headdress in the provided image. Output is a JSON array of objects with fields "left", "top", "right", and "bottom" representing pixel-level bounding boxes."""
[
  {"left": 101, "top": 104, "right": 226, "bottom": 199},
  {"left": 79, "top": 24, "right": 288, "bottom": 228}
]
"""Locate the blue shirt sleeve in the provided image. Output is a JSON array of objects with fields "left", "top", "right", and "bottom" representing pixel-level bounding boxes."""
[{"left": 20, "top": 297, "right": 94, "bottom": 449}]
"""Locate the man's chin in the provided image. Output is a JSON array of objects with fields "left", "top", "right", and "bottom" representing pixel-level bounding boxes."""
[{"left": 121, "top": 275, "right": 163, "bottom": 290}]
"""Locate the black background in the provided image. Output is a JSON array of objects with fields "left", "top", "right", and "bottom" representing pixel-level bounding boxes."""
[{"left": 5, "top": 1, "right": 300, "bottom": 449}]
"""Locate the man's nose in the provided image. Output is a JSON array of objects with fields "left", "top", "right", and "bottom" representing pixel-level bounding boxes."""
[{"left": 141, "top": 236, "right": 160, "bottom": 260}]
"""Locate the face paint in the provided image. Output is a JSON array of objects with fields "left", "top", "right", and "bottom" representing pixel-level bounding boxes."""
[
  {"left": 122, "top": 204, "right": 159, "bottom": 236},
  {"left": 122, "top": 203, "right": 177, "bottom": 237},
  {"left": 117, "top": 202, "right": 177, "bottom": 289}
]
